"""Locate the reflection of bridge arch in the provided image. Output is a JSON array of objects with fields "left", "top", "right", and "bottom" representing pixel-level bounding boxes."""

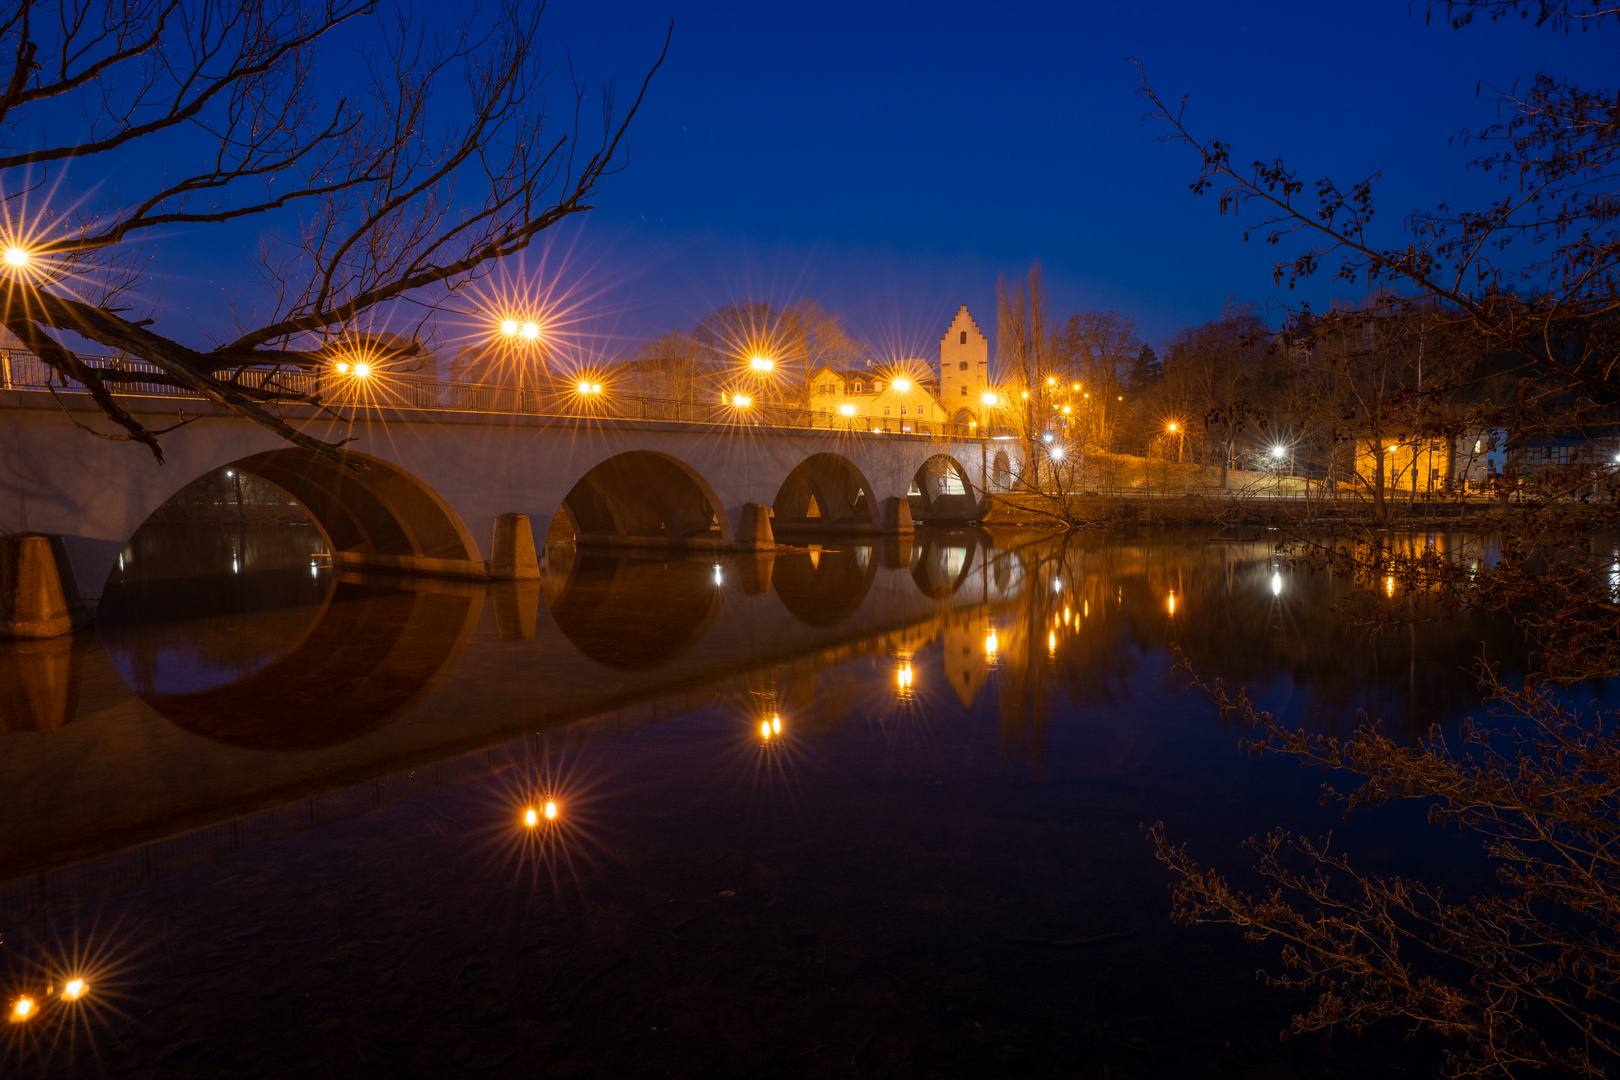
[
  {"left": 227, "top": 448, "right": 483, "bottom": 578},
  {"left": 911, "top": 454, "right": 982, "bottom": 523},
  {"left": 109, "top": 578, "right": 482, "bottom": 751},
  {"left": 554, "top": 451, "right": 731, "bottom": 547},
  {"left": 772, "top": 546, "right": 878, "bottom": 626},
  {"left": 547, "top": 553, "right": 721, "bottom": 668},
  {"left": 911, "top": 535, "right": 979, "bottom": 598},
  {"left": 771, "top": 453, "right": 878, "bottom": 531}
]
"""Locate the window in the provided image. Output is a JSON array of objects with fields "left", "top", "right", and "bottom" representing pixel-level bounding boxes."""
[
  {"left": 883, "top": 406, "right": 891, "bottom": 415},
  {"left": 1475, "top": 440, "right": 1482, "bottom": 453},
  {"left": 900, "top": 405, "right": 908, "bottom": 415},
  {"left": 960, "top": 386, "right": 968, "bottom": 396},
  {"left": 960, "top": 331, "right": 967, "bottom": 345},
  {"left": 959, "top": 361, "right": 968, "bottom": 371},
  {"left": 853, "top": 382, "right": 862, "bottom": 393}
]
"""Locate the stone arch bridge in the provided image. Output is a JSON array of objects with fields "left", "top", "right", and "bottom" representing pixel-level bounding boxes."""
[{"left": 1, "top": 387, "right": 1000, "bottom": 601}]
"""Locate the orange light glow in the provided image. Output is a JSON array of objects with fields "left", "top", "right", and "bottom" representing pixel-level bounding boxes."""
[
  {"left": 1167, "top": 592, "right": 1177, "bottom": 616},
  {"left": 334, "top": 361, "right": 350, "bottom": 374},
  {"left": 1048, "top": 631, "right": 1056, "bottom": 653},
  {"left": 524, "top": 807, "right": 538, "bottom": 827},
  {"left": 520, "top": 322, "right": 540, "bottom": 341},
  {"left": 352, "top": 362, "right": 372, "bottom": 379},
  {"left": 839, "top": 403, "right": 856, "bottom": 416},
  {"left": 1385, "top": 575, "right": 1396, "bottom": 598},
  {"left": 749, "top": 356, "right": 774, "bottom": 372},
  {"left": 1167, "top": 422, "right": 1177, "bottom": 432},
  {"left": 984, "top": 630, "right": 998, "bottom": 655},
  {"left": 734, "top": 394, "right": 753, "bottom": 408},
  {"left": 896, "top": 662, "right": 913, "bottom": 689},
  {"left": 500, "top": 319, "right": 519, "bottom": 336},
  {"left": 62, "top": 979, "right": 86, "bottom": 1001},
  {"left": 11, "top": 996, "right": 34, "bottom": 1021},
  {"left": 980, "top": 392, "right": 998, "bottom": 406},
  {"left": 544, "top": 799, "right": 558, "bottom": 820},
  {"left": 892, "top": 377, "right": 912, "bottom": 393},
  {"left": 760, "top": 720, "right": 772, "bottom": 739},
  {"left": 4, "top": 246, "right": 30, "bottom": 267}
]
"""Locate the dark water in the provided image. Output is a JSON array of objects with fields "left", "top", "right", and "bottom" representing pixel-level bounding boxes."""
[{"left": 0, "top": 523, "right": 1538, "bottom": 1077}]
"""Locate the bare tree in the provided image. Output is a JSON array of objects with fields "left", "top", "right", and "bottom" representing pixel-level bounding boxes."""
[{"left": 0, "top": 0, "right": 670, "bottom": 462}]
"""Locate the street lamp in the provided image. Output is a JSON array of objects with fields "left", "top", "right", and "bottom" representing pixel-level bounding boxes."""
[
  {"left": 749, "top": 355, "right": 774, "bottom": 373},
  {"left": 4, "top": 246, "right": 30, "bottom": 268},
  {"left": 891, "top": 376, "right": 912, "bottom": 393}
]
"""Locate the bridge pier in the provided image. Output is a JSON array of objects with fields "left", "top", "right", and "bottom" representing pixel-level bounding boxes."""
[{"left": 1, "top": 533, "right": 93, "bottom": 639}]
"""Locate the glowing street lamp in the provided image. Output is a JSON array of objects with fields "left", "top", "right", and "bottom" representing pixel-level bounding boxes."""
[
  {"left": 749, "top": 355, "right": 774, "bottom": 373},
  {"left": 733, "top": 394, "right": 753, "bottom": 408},
  {"left": 838, "top": 403, "right": 856, "bottom": 416},
  {"left": 544, "top": 799, "right": 558, "bottom": 820},
  {"left": 352, "top": 362, "right": 372, "bottom": 379},
  {"left": 11, "top": 996, "right": 35, "bottom": 1022},
  {"left": 62, "top": 979, "right": 87, "bottom": 1002},
  {"left": 577, "top": 379, "right": 602, "bottom": 395},
  {"left": 891, "top": 376, "right": 912, "bottom": 393},
  {"left": 980, "top": 392, "right": 999, "bottom": 407},
  {"left": 500, "top": 319, "right": 519, "bottom": 336},
  {"left": 1271, "top": 445, "right": 1287, "bottom": 459},
  {"left": 4, "top": 246, "right": 30, "bottom": 268}
]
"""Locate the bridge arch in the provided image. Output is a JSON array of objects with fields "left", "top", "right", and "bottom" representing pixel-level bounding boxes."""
[
  {"left": 910, "top": 454, "right": 981, "bottom": 523},
  {"left": 771, "top": 453, "right": 879, "bottom": 531},
  {"left": 991, "top": 450, "right": 1013, "bottom": 492},
  {"left": 553, "top": 451, "right": 730, "bottom": 547},
  {"left": 217, "top": 448, "right": 483, "bottom": 577}
]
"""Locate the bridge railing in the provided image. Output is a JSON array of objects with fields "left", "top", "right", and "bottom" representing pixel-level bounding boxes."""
[{"left": 0, "top": 349, "right": 995, "bottom": 441}]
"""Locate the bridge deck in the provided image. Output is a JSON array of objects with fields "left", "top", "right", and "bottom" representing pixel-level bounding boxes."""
[{"left": 0, "top": 350, "right": 997, "bottom": 440}]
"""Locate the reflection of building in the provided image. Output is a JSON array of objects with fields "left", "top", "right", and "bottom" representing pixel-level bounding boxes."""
[
  {"left": 807, "top": 365, "right": 949, "bottom": 431},
  {"left": 941, "top": 609, "right": 997, "bottom": 708},
  {"left": 939, "top": 305, "right": 989, "bottom": 423}
]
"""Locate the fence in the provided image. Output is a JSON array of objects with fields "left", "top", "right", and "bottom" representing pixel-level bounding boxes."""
[{"left": 0, "top": 350, "right": 989, "bottom": 442}]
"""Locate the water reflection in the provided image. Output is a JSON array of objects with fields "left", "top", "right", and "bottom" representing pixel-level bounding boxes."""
[
  {"left": 546, "top": 552, "right": 722, "bottom": 669},
  {"left": 772, "top": 544, "right": 876, "bottom": 626},
  {"left": 98, "top": 524, "right": 480, "bottom": 750}
]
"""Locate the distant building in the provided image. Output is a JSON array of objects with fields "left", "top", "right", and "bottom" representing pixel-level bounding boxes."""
[
  {"left": 807, "top": 365, "right": 949, "bottom": 432},
  {"left": 448, "top": 339, "right": 551, "bottom": 388},
  {"left": 939, "top": 305, "right": 989, "bottom": 422}
]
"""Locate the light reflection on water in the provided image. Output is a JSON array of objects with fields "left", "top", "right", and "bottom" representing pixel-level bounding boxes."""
[{"left": 0, "top": 522, "right": 1571, "bottom": 1077}]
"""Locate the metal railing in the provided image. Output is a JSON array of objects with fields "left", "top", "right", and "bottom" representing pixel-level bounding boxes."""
[{"left": 0, "top": 349, "right": 991, "bottom": 442}]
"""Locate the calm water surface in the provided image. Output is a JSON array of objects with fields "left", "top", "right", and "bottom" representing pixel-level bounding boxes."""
[{"left": 0, "top": 523, "right": 1532, "bottom": 1077}]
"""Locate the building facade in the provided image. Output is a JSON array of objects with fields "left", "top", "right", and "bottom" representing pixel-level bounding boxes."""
[
  {"left": 939, "top": 305, "right": 989, "bottom": 422},
  {"left": 807, "top": 366, "right": 950, "bottom": 432}
]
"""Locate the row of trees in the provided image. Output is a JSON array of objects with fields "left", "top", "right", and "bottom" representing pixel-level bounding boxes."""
[{"left": 1137, "top": 1, "right": 1620, "bottom": 1076}]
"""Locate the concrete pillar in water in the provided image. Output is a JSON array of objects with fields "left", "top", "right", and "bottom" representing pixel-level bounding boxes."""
[
  {"left": 1, "top": 533, "right": 92, "bottom": 639},
  {"left": 489, "top": 513, "right": 541, "bottom": 579},
  {"left": 881, "top": 496, "right": 915, "bottom": 534},
  {"left": 734, "top": 503, "right": 775, "bottom": 550}
]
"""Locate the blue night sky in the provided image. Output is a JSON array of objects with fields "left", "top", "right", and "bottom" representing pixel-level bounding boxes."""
[{"left": 109, "top": 1, "right": 1617, "bottom": 362}]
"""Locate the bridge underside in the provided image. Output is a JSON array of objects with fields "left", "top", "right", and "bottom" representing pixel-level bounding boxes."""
[
  {"left": 237, "top": 449, "right": 486, "bottom": 578},
  {"left": 555, "top": 451, "right": 731, "bottom": 549}
]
